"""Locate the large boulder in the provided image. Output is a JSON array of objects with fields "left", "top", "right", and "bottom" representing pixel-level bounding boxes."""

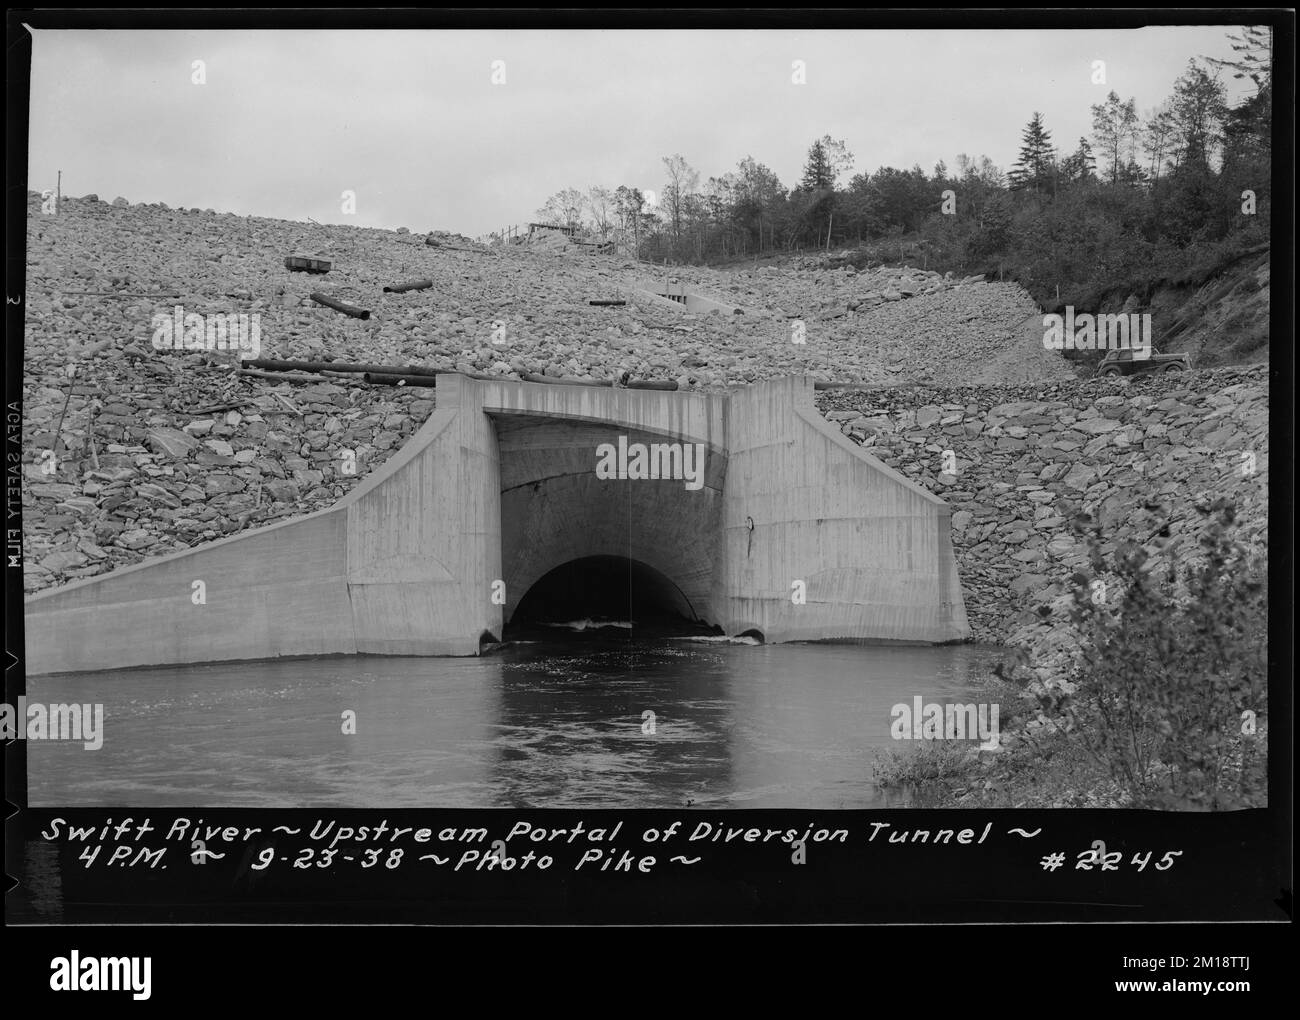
[{"left": 146, "top": 427, "right": 200, "bottom": 459}]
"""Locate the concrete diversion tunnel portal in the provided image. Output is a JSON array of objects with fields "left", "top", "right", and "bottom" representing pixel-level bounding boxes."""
[
  {"left": 494, "top": 414, "right": 726, "bottom": 643},
  {"left": 21, "top": 374, "right": 970, "bottom": 675}
]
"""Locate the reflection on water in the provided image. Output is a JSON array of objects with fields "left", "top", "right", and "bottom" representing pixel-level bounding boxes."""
[{"left": 27, "top": 638, "right": 1005, "bottom": 809}]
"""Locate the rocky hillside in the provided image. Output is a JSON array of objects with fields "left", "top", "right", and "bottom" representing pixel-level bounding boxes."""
[
  {"left": 816, "top": 364, "right": 1269, "bottom": 647},
  {"left": 25, "top": 193, "right": 1060, "bottom": 389},
  {"left": 1154, "top": 247, "right": 1271, "bottom": 368}
]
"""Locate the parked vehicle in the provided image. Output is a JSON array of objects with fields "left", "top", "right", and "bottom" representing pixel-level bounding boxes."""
[{"left": 1096, "top": 347, "right": 1190, "bottom": 377}]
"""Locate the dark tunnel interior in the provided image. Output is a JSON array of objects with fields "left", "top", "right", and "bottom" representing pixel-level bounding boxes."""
[{"left": 506, "top": 555, "right": 717, "bottom": 640}]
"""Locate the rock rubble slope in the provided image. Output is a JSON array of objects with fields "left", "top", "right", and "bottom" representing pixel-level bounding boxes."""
[
  {"left": 817, "top": 365, "right": 1268, "bottom": 647},
  {"left": 25, "top": 194, "right": 1061, "bottom": 390}
]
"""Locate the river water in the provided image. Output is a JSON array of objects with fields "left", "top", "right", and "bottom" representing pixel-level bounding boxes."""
[{"left": 26, "top": 634, "right": 1005, "bottom": 809}]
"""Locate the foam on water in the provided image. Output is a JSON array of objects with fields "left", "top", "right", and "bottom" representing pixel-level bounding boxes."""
[
  {"left": 669, "top": 634, "right": 761, "bottom": 645},
  {"left": 542, "top": 618, "right": 634, "bottom": 632}
]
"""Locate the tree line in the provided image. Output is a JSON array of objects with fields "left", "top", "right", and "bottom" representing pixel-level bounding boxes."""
[{"left": 518, "top": 29, "right": 1271, "bottom": 306}]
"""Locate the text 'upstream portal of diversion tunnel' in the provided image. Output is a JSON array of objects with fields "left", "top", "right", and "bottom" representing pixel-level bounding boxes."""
[{"left": 24, "top": 374, "right": 970, "bottom": 674}]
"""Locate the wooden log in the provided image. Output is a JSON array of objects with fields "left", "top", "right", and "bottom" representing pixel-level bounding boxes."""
[
  {"left": 813, "top": 380, "right": 917, "bottom": 391},
  {"left": 310, "top": 293, "right": 371, "bottom": 319},
  {"left": 521, "top": 373, "right": 612, "bottom": 387},
  {"left": 382, "top": 279, "right": 435, "bottom": 293},
  {"left": 60, "top": 290, "right": 183, "bottom": 298},
  {"left": 361, "top": 372, "right": 439, "bottom": 387},
  {"left": 87, "top": 407, "right": 100, "bottom": 470},
  {"left": 238, "top": 369, "right": 333, "bottom": 384},
  {"left": 191, "top": 399, "right": 258, "bottom": 415},
  {"left": 243, "top": 359, "right": 441, "bottom": 376}
]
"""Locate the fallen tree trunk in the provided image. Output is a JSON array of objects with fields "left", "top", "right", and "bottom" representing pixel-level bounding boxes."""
[
  {"left": 60, "top": 290, "right": 184, "bottom": 298},
  {"left": 813, "top": 380, "right": 916, "bottom": 391},
  {"left": 238, "top": 368, "right": 333, "bottom": 384},
  {"left": 521, "top": 373, "right": 612, "bottom": 387},
  {"left": 361, "top": 372, "right": 440, "bottom": 387},
  {"left": 310, "top": 293, "right": 371, "bottom": 319},
  {"left": 191, "top": 399, "right": 258, "bottom": 415},
  {"left": 243, "top": 359, "right": 441, "bottom": 376}
]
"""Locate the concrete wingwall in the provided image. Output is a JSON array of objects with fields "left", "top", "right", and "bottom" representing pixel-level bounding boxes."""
[
  {"left": 342, "top": 378, "right": 502, "bottom": 656},
  {"left": 22, "top": 506, "right": 358, "bottom": 675},
  {"left": 23, "top": 373, "right": 969, "bottom": 675},
  {"left": 714, "top": 377, "right": 969, "bottom": 643},
  {"left": 23, "top": 381, "right": 504, "bottom": 673}
]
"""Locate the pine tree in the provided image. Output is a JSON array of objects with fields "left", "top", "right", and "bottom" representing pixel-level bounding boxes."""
[
  {"left": 1009, "top": 112, "right": 1054, "bottom": 193},
  {"left": 800, "top": 140, "right": 834, "bottom": 191},
  {"left": 1075, "top": 137, "right": 1096, "bottom": 179},
  {"left": 797, "top": 140, "right": 839, "bottom": 247},
  {"left": 1206, "top": 26, "right": 1272, "bottom": 98},
  {"left": 1061, "top": 137, "right": 1097, "bottom": 183}
]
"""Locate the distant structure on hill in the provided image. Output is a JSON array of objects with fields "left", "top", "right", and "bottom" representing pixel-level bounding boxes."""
[
  {"left": 477, "top": 221, "right": 617, "bottom": 254},
  {"left": 528, "top": 221, "right": 578, "bottom": 238}
]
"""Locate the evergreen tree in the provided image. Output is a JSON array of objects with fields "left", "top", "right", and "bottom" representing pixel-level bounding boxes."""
[
  {"left": 1206, "top": 25, "right": 1273, "bottom": 98},
  {"left": 1060, "top": 137, "right": 1097, "bottom": 183},
  {"left": 1009, "top": 112, "right": 1054, "bottom": 193},
  {"left": 800, "top": 139, "right": 834, "bottom": 191},
  {"left": 799, "top": 138, "right": 850, "bottom": 247},
  {"left": 1075, "top": 137, "right": 1096, "bottom": 179}
]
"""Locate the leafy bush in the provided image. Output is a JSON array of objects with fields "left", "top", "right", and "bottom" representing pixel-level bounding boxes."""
[
  {"left": 876, "top": 498, "right": 1267, "bottom": 809},
  {"left": 1000, "top": 499, "right": 1267, "bottom": 809}
]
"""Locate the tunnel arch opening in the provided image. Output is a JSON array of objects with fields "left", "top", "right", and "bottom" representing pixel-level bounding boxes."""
[{"left": 506, "top": 555, "right": 713, "bottom": 639}]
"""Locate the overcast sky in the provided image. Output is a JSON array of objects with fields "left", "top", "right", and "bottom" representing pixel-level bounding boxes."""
[{"left": 27, "top": 27, "right": 1258, "bottom": 237}]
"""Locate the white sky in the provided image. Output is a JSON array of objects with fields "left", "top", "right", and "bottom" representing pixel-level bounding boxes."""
[{"left": 27, "top": 27, "right": 1258, "bottom": 237}]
